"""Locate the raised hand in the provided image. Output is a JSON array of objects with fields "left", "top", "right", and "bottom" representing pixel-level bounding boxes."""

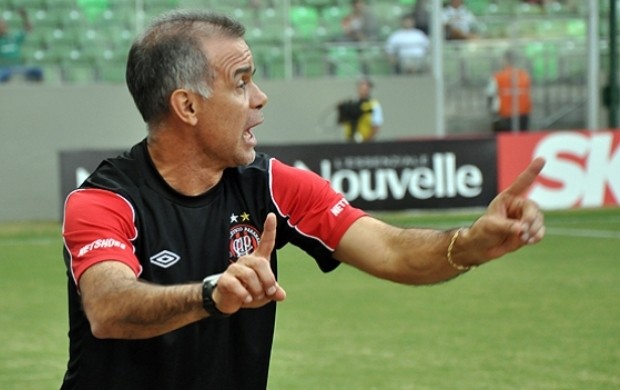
[
  {"left": 464, "top": 157, "right": 546, "bottom": 263},
  {"left": 212, "top": 213, "right": 286, "bottom": 314}
]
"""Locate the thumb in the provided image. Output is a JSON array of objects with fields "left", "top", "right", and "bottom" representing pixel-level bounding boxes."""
[{"left": 253, "top": 213, "right": 277, "bottom": 259}]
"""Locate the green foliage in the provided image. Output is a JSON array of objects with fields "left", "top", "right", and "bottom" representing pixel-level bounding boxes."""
[{"left": 0, "top": 208, "right": 619, "bottom": 389}]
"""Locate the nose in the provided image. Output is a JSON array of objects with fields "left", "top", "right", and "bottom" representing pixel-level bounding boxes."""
[{"left": 251, "top": 82, "right": 268, "bottom": 110}]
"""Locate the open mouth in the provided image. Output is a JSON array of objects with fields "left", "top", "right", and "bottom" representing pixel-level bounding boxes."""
[
  {"left": 245, "top": 118, "right": 263, "bottom": 145},
  {"left": 244, "top": 127, "right": 257, "bottom": 145}
]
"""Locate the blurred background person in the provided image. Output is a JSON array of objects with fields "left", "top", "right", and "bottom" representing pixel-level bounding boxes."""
[
  {"left": 337, "top": 77, "right": 383, "bottom": 143},
  {"left": 385, "top": 13, "right": 430, "bottom": 75},
  {"left": 486, "top": 50, "right": 532, "bottom": 133},
  {"left": 442, "top": 0, "right": 479, "bottom": 40},
  {"left": 0, "top": 8, "right": 43, "bottom": 83},
  {"left": 341, "top": 0, "right": 379, "bottom": 42}
]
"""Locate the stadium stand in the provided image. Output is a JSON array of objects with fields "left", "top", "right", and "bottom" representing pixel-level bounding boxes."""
[
  {"left": 294, "top": 45, "right": 328, "bottom": 78},
  {"left": 0, "top": 0, "right": 605, "bottom": 93},
  {"left": 289, "top": 5, "right": 322, "bottom": 42},
  {"left": 320, "top": 5, "right": 347, "bottom": 40},
  {"left": 0, "top": 0, "right": 608, "bottom": 134}
]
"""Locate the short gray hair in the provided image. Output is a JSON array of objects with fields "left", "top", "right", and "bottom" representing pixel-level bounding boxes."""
[{"left": 126, "top": 9, "right": 246, "bottom": 123}]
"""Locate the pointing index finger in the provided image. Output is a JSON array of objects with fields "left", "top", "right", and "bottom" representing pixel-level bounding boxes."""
[
  {"left": 253, "top": 213, "right": 277, "bottom": 260},
  {"left": 504, "top": 157, "right": 546, "bottom": 197}
]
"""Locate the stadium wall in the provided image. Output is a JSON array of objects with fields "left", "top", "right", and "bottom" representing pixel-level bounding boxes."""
[{"left": 0, "top": 76, "right": 437, "bottom": 222}]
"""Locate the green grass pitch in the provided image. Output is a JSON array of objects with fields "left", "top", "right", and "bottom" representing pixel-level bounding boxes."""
[{"left": 0, "top": 208, "right": 618, "bottom": 389}]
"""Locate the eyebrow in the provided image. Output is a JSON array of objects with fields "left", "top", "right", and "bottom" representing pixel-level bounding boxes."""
[{"left": 234, "top": 66, "right": 256, "bottom": 78}]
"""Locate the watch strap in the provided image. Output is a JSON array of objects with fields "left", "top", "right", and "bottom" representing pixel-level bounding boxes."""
[{"left": 202, "top": 274, "right": 230, "bottom": 319}]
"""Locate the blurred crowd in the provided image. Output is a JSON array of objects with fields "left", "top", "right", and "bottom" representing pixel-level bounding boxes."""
[{"left": 0, "top": 0, "right": 586, "bottom": 84}]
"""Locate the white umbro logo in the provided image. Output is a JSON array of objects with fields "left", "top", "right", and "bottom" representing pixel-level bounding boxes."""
[{"left": 150, "top": 250, "right": 181, "bottom": 269}]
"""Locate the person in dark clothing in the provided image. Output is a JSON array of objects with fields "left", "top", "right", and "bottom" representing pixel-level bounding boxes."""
[{"left": 60, "top": 9, "right": 546, "bottom": 390}]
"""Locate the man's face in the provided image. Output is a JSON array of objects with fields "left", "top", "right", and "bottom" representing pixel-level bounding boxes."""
[
  {"left": 194, "top": 36, "right": 268, "bottom": 169},
  {"left": 357, "top": 80, "right": 371, "bottom": 99},
  {"left": 402, "top": 16, "right": 415, "bottom": 29}
]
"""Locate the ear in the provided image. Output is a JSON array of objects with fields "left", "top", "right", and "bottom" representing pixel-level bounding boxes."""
[{"left": 170, "top": 89, "right": 199, "bottom": 126}]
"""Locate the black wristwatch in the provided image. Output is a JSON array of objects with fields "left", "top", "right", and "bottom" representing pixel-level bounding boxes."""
[{"left": 202, "top": 273, "right": 230, "bottom": 319}]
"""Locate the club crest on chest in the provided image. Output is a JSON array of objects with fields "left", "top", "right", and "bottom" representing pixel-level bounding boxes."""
[{"left": 228, "top": 212, "right": 261, "bottom": 260}]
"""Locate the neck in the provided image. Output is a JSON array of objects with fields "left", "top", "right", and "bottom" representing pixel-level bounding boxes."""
[{"left": 146, "top": 131, "right": 223, "bottom": 197}]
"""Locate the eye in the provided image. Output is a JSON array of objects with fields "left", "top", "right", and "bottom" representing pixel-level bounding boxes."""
[{"left": 238, "top": 79, "right": 247, "bottom": 89}]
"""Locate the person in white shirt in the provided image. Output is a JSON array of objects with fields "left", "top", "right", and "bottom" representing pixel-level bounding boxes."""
[
  {"left": 442, "top": 0, "right": 479, "bottom": 40},
  {"left": 385, "top": 13, "right": 430, "bottom": 74}
]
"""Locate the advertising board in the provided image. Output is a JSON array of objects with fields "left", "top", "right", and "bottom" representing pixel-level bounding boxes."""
[
  {"left": 497, "top": 130, "right": 620, "bottom": 209},
  {"left": 60, "top": 138, "right": 498, "bottom": 212}
]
